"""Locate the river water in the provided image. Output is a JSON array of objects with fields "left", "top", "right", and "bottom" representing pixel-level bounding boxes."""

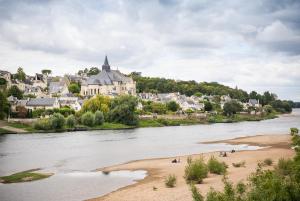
[{"left": 1, "top": 109, "right": 300, "bottom": 201}]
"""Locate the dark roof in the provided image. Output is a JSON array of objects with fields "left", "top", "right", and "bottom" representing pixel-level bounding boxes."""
[
  {"left": 0, "top": 70, "right": 10, "bottom": 76},
  {"left": 102, "top": 55, "right": 110, "bottom": 71},
  {"left": 26, "top": 98, "right": 57, "bottom": 106},
  {"left": 86, "top": 70, "right": 131, "bottom": 85},
  {"left": 249, "top": 99, "right": 258, "bottom": 106}
]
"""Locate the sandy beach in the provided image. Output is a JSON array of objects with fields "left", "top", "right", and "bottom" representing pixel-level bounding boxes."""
[{"left": 88, "top": 134, "right": 294, "bottom": 201}]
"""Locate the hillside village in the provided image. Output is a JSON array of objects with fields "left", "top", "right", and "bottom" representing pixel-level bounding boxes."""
[{"left": 0, "top": 56, "right": 294, "bottom": 132}]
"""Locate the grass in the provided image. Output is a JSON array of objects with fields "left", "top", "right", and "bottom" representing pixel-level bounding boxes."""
[
  {"left": 165, "top": 174, "right": 177, "bottom": 188},
  {"left": 0, "top": 170, "right": 52, "bottom": 184},
  {"left": 185, "top": 158, "right": 208, "bottom": 184},
  {"left": 232, "top": 161, "right": 246, "bottom": 168},
  {"left": 0, "top": 128, "right": 15, "bottom": 134},
  {"left": 92, "top": 122, "right": 134, "bottom": 130},
  {"left": 207, "top": 156, "right": 228, "bottom": 175},
  {"left": 8, "top": 122, "right": 37, "bottom": 132}
]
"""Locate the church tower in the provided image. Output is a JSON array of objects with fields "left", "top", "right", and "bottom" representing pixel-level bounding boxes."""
[{"left": 102, "top": 55, "right": 110, "bottom": 71}]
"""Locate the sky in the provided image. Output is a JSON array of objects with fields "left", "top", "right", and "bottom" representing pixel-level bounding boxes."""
[{"left": 0, "top": 0, "right": 299, "bottom": 101}]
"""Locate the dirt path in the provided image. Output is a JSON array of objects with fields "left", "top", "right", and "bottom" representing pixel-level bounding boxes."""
[
  {"left": 88, "top": 134, "right": 294, "bottom": 201},
  {"left": 0, "top": 120, "right": 27, "bottom": 133}
]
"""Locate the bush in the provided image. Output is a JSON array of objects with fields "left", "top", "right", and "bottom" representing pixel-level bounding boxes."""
[
  {"left": 275, "top": 158, "right": 294, "bottom": 176},
  {"left": 66, "top": 115, "right": 76, "bottom": 128},
  {"left": 185, "top": 158, "right": 208, "bottom": 184},
  {"left": 208, "top": 156, "right": 227, "bottom": 175},
  {"left": 94, "top": 110, "right": 104, "bottom": 125},
  {"left": 50, "top": 113, "right": 65, "bottom": 129},
  {"left": 263, "top": 158, "right": 273, "bottom": 166},
  {"left": 290, "top": 128, "right": 299, "bottom": 136},
  {"left": 34, "top": 118, "right": 51, "bottom": 130},
  {"left": 165, "top": 174, "right": 176, "bottom": 188},
  {"left": 190, "top": 184, "right": 204, "bottom": 201},
  {"left": 81, "top": 111, "right": 95, "bottom": 127},
  {"left": 232, "top": 161, "right": 246, "bottom": 168}
]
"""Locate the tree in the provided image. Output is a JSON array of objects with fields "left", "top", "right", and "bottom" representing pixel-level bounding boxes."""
[
  {"left": 108, "top": 95, "right": 138, "bottom": 125},
  {"left": 50, "top": 113, "right": 65, "bottom": 129},
  {"left": 66, "top": 115, "right": 76, "bottom": 128},
  {"left": 166, "top": 101, "right": 180, "bottom": 112},
  {"left": 15, "top": 67, "right": 26, "bottom": 81},
  {"left": 7, "top": 85, "right": 23, "bottom": 99},
  {"left": 223, "top": 100, "right": 243, "bottom": 116},
  {"left": 68, "top": 83, "right": 80, "bottom": 94},
  {"left": 0, "top": 91, "right": 9, "bottom": 119},
  {"left": 194, "top": 92, "right": 202, "bottom": 97},
  {"left": 87, "top": 67, "right": 100, "bottom": 76},
  {"left": 204, "top": 101, "right": 213, "bottom": 111},
  {"left": 0, "top": 78, "right": 7, "bottom": 85},
  {"left": 41, "top": 69, "right": 52, "bottom": 76},
  {"left": 94, "top": 110, "right": 104, "bottom": 125},
  {"left": 81, "top": 112, "right": 95, "bottom": 127},
  {"left": 81, "top": 95, "right": 110, "bottom": 113},
  {"left": 151, "top": 102, "right": 167, "bottom": 114}
]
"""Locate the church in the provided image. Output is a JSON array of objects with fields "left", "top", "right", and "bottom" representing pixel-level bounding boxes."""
[{"left": 80, "top": 56, "right": 136, "bottom": 97}]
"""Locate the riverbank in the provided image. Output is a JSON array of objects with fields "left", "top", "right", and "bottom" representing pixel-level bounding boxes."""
[
  {"left": 1, "top": 112, "right": 279, "bottom": 134},
  {"left": 89, "top": 134, "right": 294, "bottom": 201}
]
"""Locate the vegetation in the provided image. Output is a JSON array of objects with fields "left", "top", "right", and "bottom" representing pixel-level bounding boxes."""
[
  {"left": 1, "top": 170, "right": 52, "bottom": 183},
  {"left": 290, "top": 127, "right": 299, "bottom": 135},
  {"left": 232, "top": 161, "right": 246, "bottom": 168},
  {"left": 0, "top": 91, "right": 9, "bottom": 119},
  {"left": 165, "top": 174, "right": 177, "bottom": 188},
  {"left": 81, "top": 111, "right": 95, "bottom": 127},
  {"left": 14, "top": 67, "right": 26, "bottom": 81},
  {"left": 185, "top": 158, "right": 208, "bottom": 184},
  {"left": 190, "top": 184, "right": 204, "bottom": 201},
  {"left": 207, "top": 156, "right": 227, "bottom": 175},
  {"left": 204, "top": 101, "right": 213, "bottom": 112},
  {"left": 81, "top": 95, "right": 110, "bottom": 113},
  {"left": 68, "top": 82, "right": 81, "bottom": 94},
  {"left": 94, "top": 110, "right": 104, "bottom": 125},
  {"left": 166, "top": 101, "right": 180, "bottom": 112},
  {"left": 41, "top": 69, "right": 52, "bottom": 76},
  {"left": 34, "top": 118, "right": 52, "bottom": 130},
  {"left": 66, "top": 115, "right": 76, "bottom": 128},
  {"left": 263, "top": 158, "right": 273, "bottom": 166},
  {"left": 7, "top": 85, "right": 23, "bottom": 99},
  {"left": 108, "top": 95, "right": 138, "bottom": 126},
  {"left": 50, "top": 113, "right": 65, "bottom": 129},
  {"left": 223, "top": 100, "right": 243, "bottom": 116}
]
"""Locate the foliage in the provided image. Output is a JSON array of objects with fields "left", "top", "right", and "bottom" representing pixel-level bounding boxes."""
[
  {"left": 275, "top": 158, "right": 294, "bottom": 176},
  {"left": 15, "top": 106, "right": 28, "bottom": 118},
  {"left": 165, "top": 174, "right": 177, "bottom": 188},
  {"left": 150, "top": 102, "right": 167, "bottom": 114},
  {"left": 108, "top": 95, "right": 138, "bottom": 125},
  {"left": 66, "top": 115, "right": 76, "bottom": 128},
  {"left": 34, "top": 118, "right": 52, "bottom": 130},
  {"left": 0, "top": 77, "right": 7, "bottom": 85},
  {"left": 223, "top": 100, "right": 243, "bottom": 116},
  {"left": 194, "top": 92, "right": 203, "bottom": 97},
  {"left": 190, "top": 184, "right": 204, "bottom": 201},
  {"left": 50, "top": 113, "right": 65, "bottom": 129},
  {"left": 204, "top": 101, "right": 213, "bottom": 111},
  {"left": 207, "top": 156, "right": 227, "bottom": 175},
  {"left": 81, "top": 111, "right": 95, "bottom": 127},
  {"left": 87, "top": 67, "right": 100, "bottom": 76},
  {"left": 7, "top": 85, "right": 23, "bottom": 99},
  {"left": 232, "top": 161, "right": 246, "bottom": 168},
  {"left": 166, "top": 101, "right": 180, "bottom": 112},
  {"left": 263, "top": 104, "right": 273, "bottom": 114},
  {"left": 41, "top": 69, "right": 51, "bottom": 76},
  {"left": 185, "top": 158, "right": 208, "bottom": 184},
  {"left": 263, "top": 158, "right": 273, "bottom": 166},
  {"left": 14, "top": 67, "right": 26, "bottom": 81},
  {"left": 0, "top": 170, "right": 52, "bottom": 184},
  {"left": 68, "top": 83, "right": 80, "bottom": 94},
  {"left": 290, "top": 128, "right": 299, "bottom": 136},
  {"left": 270, "top": 100, "right": 293, "bottom": 113},
  {"left": 0, "top": 91, "right": 9, "bottom": 119},
  {"left": 81, "top": 95, "right": 110, "bottom": 113},
  {"left": 94, "top": 110, "right": 104, "bottom": 125}
]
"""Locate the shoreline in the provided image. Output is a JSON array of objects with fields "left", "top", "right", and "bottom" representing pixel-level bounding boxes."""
[{"left": 88, "top": 134, "right": 294, "bottom": 201}]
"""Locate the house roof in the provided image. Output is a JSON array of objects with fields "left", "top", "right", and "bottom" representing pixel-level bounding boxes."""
[
  {"left": 49, "top": 82, "right": 67, "bottom": 93},
  {"left": 26, "top": 98, "right": 57, "bottom": 106},
  {"left": 249, "top": 99, "right": 258, "bottom": 105},
  {"left": 0, "top": 70, "right": 10, "bottom": 76}
]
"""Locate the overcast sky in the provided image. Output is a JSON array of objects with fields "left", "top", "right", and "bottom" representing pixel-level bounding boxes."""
[{"left": 0, "top": 0, "right": 299, "bottom": 101}]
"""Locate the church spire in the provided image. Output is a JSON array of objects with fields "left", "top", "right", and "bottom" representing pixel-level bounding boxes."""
[{"left": 102, "top": 55, "right": 110, "bottom": 71}]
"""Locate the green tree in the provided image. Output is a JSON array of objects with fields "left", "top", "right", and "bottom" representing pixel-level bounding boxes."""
[
  {"left": 41, "top": 69, "right": 52, "bottom": 76},
  {"left": 194, "top": 92, "right": 202, "bottom": 97},
  {"left": 81, "top": 95, "right": 110, "bottom": 113},
  {"left": 204, "top": 101, "right": 213, "bottom": 111},
  {"left": 87, "top": 67, "right": 100, "bottom": 76},
  {"left": 151, "top": 102, "right": 167, "bottom": 114},
  {"left": 0, "top": 78, "right": 7, "bottom": 86},
  {"left": 7, "top": 85, "right": 23, "bottom": 99},
  {"left": 66, "top": 114, "right": 76, "bottom": 128},
  {"left": 166, "top": 101, "right": 180, "bottom": 112},
  {"left": 15, "top": 67, "right": 26, "bottom": 81},
  {"left": 0, "top": 91, "right": 9, "bottom": 119},
  {"left": 223, "top": 100, "right": 243, "bottom": 116},
  {"left": 108, "top": 95, "right": 138, "bottom": 125},
  {"left": 81, "top": 111, "right": 95, "bottom": 127},
  {"left": 68, "top": 83, "right": 80, "bottom": 94},
  {"left": 94, "top": 110, "right": 104, "bottom": 125},
  {"left": 50, "top": 113, "right": 65, "bottom": 129}
]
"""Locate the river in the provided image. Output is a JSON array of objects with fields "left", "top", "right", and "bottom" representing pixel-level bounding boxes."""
[{"left": 1, "top": 109, "right": 300, "bottom": 201}]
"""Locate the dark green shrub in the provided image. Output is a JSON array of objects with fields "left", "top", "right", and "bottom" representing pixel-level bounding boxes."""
[
  {"left": 275, "top": 158, "right": 294, "bottom": 176},
  {"left": 291, "top": 128, "right": 299, "bottom": 136},
  {"left": 81, "top": 111, "right": 95, "bottom": 127},
  {"left": 165, "top": 174, "right": 176, "bottom": 188},
  {"left": 208, "top": 156, "right": 227, "bottom": 175},
  {"left": 50, "top": 113, "right": 65, "bottom": 129},
  {"left": 263, "top": 158, "right": 273, "bottom": 166},
  {"left": 185, "top": 158, "right": 208, "bottom": 184},
  {"left": 94, "top": 110, "right": 104, "bottom": 125},
  {"left": 190, "top": 184, "right": 204, "bottom": 201},
  {"left": 66, "top": 115, "right": 76, "bottom": 128}
]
